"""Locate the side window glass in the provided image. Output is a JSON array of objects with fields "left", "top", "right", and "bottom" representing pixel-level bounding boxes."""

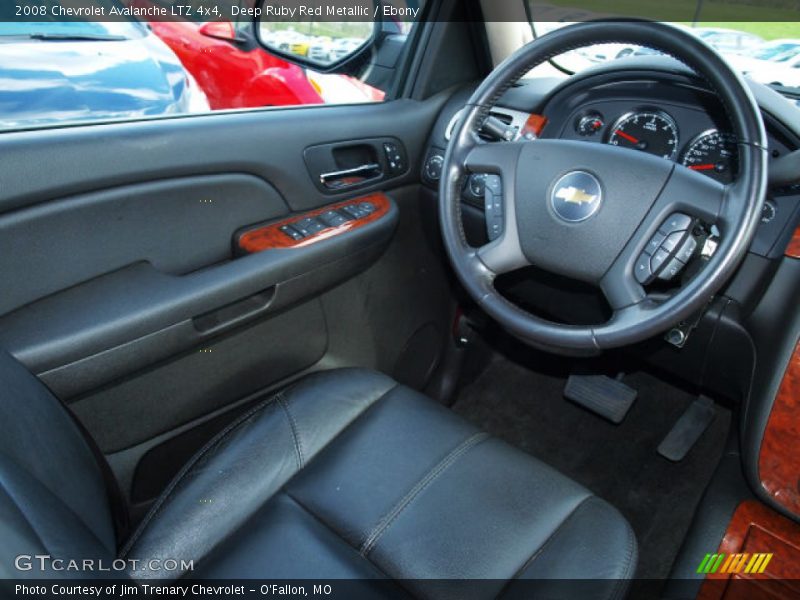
[{"left": 0, "top": 0, "right": 423, "bottom": 131}]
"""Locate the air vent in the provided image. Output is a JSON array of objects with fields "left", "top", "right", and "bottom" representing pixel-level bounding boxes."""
[{"left": 444, "top": 106, "right": 535, "bottom": 142}]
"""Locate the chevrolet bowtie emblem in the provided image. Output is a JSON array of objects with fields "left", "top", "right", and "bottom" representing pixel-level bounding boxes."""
[
  {"left": 550, "top": 172, "right": 603, "bottom": 222},
  {"left": 554, "top": 186, "right": 598, "bottom": 205}
]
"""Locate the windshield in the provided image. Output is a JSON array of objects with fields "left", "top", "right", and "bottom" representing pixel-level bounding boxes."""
[{"left": 530, "top": 19, "right": 800, "bottom": 94}]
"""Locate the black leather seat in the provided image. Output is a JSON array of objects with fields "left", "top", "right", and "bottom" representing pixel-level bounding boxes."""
[{"left": 0, "top": 352, "right": 637, "bottom": 596}]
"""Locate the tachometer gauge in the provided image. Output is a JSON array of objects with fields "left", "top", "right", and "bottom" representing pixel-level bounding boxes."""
[
  {"left": 681, "top": 130, "right": 738, "bottom": 184},
  {"left": 607, "top": 110, "right": 679, "bottom": 160}
]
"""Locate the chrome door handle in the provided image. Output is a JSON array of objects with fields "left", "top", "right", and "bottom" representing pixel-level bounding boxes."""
[{"left": 319, "top": 163, "right": 382, "bottom": 187}]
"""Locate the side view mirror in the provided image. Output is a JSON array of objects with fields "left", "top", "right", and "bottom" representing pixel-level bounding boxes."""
[
  {"left": 198, "top": 21, "right": 243, "bottom": 43},
  {"left": 252, "top": 1, "right": 377, "bottom": 71}
]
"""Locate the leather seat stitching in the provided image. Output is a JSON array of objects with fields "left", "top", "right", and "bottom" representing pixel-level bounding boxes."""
[
  {"left": 119, "top": 389, "right": 287, "bottom": 556},
  {"left": 278, "top": 394, "right": 304, "bottom": 469},
  {"left": 360, "top": 431, "right": 489, "bottom": 557},
  {"left": 282, "top": 491, "right": 401, "bottom": 583}
]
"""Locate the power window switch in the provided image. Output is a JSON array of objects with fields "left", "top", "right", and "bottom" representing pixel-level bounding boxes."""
[
  {"left": 342, "top": 204, "right": 366, "bottom": 219},
  {"left": 279, "top": 224, "right": 304, "bottom": 240},
  {"left": 320, "top": 210, "right": 348, "bottom": 227},
  {"left": 294, "top": 217, "right": 326, "bottom": 236}
]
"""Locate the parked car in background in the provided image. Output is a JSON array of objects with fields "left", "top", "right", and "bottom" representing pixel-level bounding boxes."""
[
  {"left": 308, "top": 39, "right": 334, "bottom": 64},
  {"left": 0, "top": 18, "right": 208, "bottom": 130},
  {"left": 744, "top": 50, "right": 800, "bottom": 88},
  {"left": 127, "top": 0, "right": 382, "bottom": 109},
  {"left": 726, "top": 39, "right": 800, "bottom": 76},
  {"left": 693, "top": 27, "right": 763, "bottom": 55},
  {"left": 140, "top": 17, "right": 324, "bottom": 109}
]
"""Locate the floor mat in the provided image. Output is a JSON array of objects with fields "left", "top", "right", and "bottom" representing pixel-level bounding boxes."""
[{"left": 452, "top": 356, "right": 731, "bottom": 580}]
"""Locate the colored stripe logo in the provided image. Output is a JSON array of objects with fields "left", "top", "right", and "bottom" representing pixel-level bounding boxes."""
[{"left": 697, "top": 553, "right": 773, "bottom": 574}]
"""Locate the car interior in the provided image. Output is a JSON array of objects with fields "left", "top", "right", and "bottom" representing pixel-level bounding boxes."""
[{"left": 2, "top": 1, "right": 800, "bottom": 598}]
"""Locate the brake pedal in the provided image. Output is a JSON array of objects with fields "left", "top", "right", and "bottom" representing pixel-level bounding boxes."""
[
  {"left": 564, "top": 374, "right": 637, "bottom": 424},
  {"left": 658, "top": 395, "right": 716, "bottom": 462}
]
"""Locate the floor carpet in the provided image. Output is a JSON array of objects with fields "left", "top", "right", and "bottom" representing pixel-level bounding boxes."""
[{"left": 452, "top": 355, "right": 731, "bottom": 581}]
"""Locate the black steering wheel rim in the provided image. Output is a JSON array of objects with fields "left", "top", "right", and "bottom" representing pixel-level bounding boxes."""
[{"left": 439, "top": 21, "right": 768, "bottom": 352}]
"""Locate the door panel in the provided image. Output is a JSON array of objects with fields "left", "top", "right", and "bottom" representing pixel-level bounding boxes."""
[
  {"left": 0, "top": 94, "right": 451, "bottom": 511},
  {"left": 0, "top": 173, "right": 287, "bottom": 314}
]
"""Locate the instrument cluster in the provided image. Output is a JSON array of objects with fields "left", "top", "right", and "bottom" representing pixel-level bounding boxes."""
[{"left": 570, "top": 107, "right": 738, "bottom": 183}]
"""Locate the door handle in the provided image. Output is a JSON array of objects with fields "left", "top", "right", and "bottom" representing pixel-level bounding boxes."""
[{"left": 319, "top": 163, "right": 382, "bottom": 189}]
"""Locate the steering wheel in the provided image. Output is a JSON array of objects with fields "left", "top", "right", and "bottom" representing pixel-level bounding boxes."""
[{"left": 439, "top": 21, "right": 768, "bottom": 352}]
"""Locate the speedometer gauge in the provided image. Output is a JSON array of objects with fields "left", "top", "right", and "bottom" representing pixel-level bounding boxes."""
[
  {"left": 607, "top": 110, "right": 679, "bottom": 160},
  {"left": 681, "top": 130, "right": 738, "bottom": 184}
]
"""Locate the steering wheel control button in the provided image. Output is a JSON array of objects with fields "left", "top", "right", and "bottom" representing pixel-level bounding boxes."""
[
  {"left": 469, "top": 174, "right": 487, "bottom": 198},
  {"left": 661, "top": 212, "right": 693, "bottom": 234},
  {"left": 661, "top": 230, "right": 688, "bottom": 254},
  {"left": 484, "top": 175, "right": 504, "bottom": 241},
  {"left": 550, "top": 171, "right": 603, "bottom": 223},
  {"left": 650, "top": 248, "right": 671, "bottom": 273},
  {"left": 675, "top": 236, "right": 698, "bottom": 264},
  {"left": 644, "top": 231, "right": 666, "bottom": 255},
  {"left": 659, "top": 257, "right": 686, "bottom": 281},
  {"left": 634, "top": 253, "right": 654, "bottom": 284}
]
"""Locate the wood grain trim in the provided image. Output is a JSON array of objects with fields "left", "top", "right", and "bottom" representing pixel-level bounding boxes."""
[
  {"left": 698, "top": 500, "right": 800, "bottom": 600},
  {"left": 758, "top": 339, "right": 800, "bottom": 516},
  {"left": 521, "top": 114, "right": 548, "bottom": 138},
  {"left": 786, "top": 226, "right": 800, "bottom": 259},
  {"left": 237, "top": 192, "right": 390, "bottom": 253}
]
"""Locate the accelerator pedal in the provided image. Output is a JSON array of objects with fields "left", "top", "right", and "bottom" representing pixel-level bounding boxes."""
[
  {"left": 657, "top": 395, "right": 716, "bottom": 462},
  {"left": 564, "top": 374, "right": 637, "bottom": 424}
]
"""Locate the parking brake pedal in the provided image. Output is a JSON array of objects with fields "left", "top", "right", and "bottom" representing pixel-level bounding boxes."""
[
  {"left": 657, "top": 396, "right": 716, "bottom": 462},
  {"left": 564, "top": 374, "right": 637, "bottom": 424}
]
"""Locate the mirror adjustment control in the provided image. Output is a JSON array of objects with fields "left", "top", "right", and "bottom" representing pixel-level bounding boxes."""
[{"left": 424, "top": 153, "right": 444, "bottom": 182}]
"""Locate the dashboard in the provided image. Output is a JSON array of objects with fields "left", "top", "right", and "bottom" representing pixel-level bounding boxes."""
[{"left": 422, "top": 70, "right": 800, "bottom": 260}]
